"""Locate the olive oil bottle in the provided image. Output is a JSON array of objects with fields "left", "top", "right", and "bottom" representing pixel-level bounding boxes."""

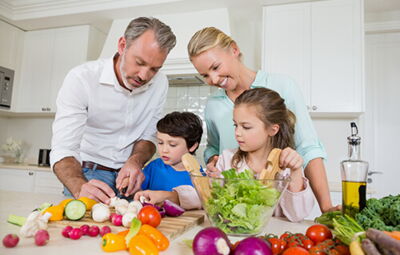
[{"left": 340, "top": 122, "right": 368, "bottom": 217}]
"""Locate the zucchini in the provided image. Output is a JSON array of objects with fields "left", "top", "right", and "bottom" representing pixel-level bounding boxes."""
[{"left": 64, "top": 200, "right": 86, "bottom": 220}]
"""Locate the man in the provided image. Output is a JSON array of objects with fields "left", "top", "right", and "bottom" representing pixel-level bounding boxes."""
[{"left": 50, "top": 17, "right": 176, "bottom": 204}]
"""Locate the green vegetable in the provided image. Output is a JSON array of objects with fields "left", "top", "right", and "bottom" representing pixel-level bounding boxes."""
[
  {"left": 314, "top": 211, "right": 342, "bottom": 228},
  {"left": 125, "top": 217, "right": 141, "bottom": 246},
  {"left": 34, "top": 202, "right": 52, "bottom": 212},
  {"left": 332, "top": 214, "right": 365, "bottom": 245},
  {"left": 7, "top": 214, "right": 26, "bottom": 226},
  {"left": 64, "top": 200, "right": 86, "bottom": 220},
  {"left": 355, "top": 194, "right": 400, "bottom": 231},
  {"left": 205, "top": 169, "right": 281, "bottom": 234}
]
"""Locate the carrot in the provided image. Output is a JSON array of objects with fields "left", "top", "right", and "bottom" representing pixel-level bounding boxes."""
[
  {"left": 384, "top": 231, "right": 400, "bottom": 241},
  {"left": 366, "top": 228, "right": 400, "bottom": 254}
]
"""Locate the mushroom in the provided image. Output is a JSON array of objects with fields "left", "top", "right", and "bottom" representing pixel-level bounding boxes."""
[
  {"left": 20, "top": 211, "right": 52, "bottom": 238},
  {"left": 92, "top": 203, "right": 110, "bottom": 222}
]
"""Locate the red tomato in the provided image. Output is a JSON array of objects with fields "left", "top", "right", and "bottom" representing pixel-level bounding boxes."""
[
  {"left": 280, "top": 232, "right": 292, "bottom": 241},
  {"left": 301, "top": 239, "right": 314, "bottom": 250},
  {"left": 334, "top": 245, "right": 350, "bottom": 255},
  {"left": 306, "top": 224, "right": 332, "bottom": 244},
  {"left": 268, "top": 237, "right": 287, "bottom": 255},
  {"left": 137, "top": 205, "right": 161, "bottom": 228},
  {"left": 309, "top": 246, "right": 326, "bottom": 255},
  {"left": 282, "top": 247, "right": 310, "bottom": 255},
  {"left": 327, "top": 249, "right": 340, "bottom": 255}
]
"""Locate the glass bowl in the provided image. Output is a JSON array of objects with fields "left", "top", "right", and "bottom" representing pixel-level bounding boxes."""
[{"left": 190, "top": 172, "right": 290, "bottom": 236}]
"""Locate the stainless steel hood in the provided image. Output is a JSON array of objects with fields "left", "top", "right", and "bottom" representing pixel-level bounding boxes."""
[{"left": 167, "top": 73, "right": 205, "bottom": 86}]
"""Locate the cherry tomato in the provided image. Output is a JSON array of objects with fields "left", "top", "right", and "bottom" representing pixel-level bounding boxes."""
[
  {"left": 280, "top": 232, "right": 292, "bottom": 241},
  {"left": 301, "top": 238, "right": 314, "bottom": 250},
  {"left": 309, "top": 246, "right": 326, "bottom": 255},
  {"left": 334, "top": 245, "right": 350, "bottom": 255},
  {"left": 268, "top": 237, "right": 287, "bottom": 254},
  {"left": 137, "top": 205, "right": 161, "bottom": 228},
  {"left": 282, "top": 247, "right": 310, "bottom": 255},
  {"left": 306, "top": 224, "right": 332, "bottom": 244},
  {"left": 327, "top": 249, "right": 340, "bottom": 255}
]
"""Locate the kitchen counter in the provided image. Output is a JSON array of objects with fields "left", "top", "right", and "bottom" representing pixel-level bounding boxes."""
[
  {"left": 0, "top": 190, "right": 314, "bottom": 255},
  {"left": 0, "top": 162, "right": 51, "bottom": 172}
]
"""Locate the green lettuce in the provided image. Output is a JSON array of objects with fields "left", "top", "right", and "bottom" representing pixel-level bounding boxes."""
[{"left": 205, "top": 169, "right": 281, "bottom": 234}]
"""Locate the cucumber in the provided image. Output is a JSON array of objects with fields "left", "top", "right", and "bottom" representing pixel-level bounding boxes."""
[{"left": 64, "top": 200, "right": 87, "bottom": 220}]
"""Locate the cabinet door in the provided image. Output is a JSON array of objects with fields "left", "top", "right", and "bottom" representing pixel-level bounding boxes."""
[
  {"left": 17, "top": 30, "right": 55, "bottom": 112},
  {"left": 0, "top": 21, "right": 24, "bottom": 71},
  {"left": 0, "top": 169, "right": 35, "bottom": 192},
  {"left": 311, "top": 0, "right": 363, "bottom": 113},
  {"left": 263, "top": 4, "right": 311, "bottom": 105},
  {"left": 49, "top": 26, "right": 89, "bottom": 112},
  {"left": 34, "top": 171, "right": 64, "bottom": 195}
]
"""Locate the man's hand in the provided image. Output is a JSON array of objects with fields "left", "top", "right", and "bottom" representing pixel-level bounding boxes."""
[
  {"left": 116, "top": 158, "right": 145, "bottom": 197},
  {"left": 206, "top": 155, "right": 220, "bottom": 177},
  {"left": 78, "top": 179, "right": 116, "bottom": 204},
  {"left": 134, "top": 190, "right": 179, "bottom": 206}
]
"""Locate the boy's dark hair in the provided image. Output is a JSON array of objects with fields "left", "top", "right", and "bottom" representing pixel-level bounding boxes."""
[{"left": 156, "top": 111, "right": 203, "bottom": 154}]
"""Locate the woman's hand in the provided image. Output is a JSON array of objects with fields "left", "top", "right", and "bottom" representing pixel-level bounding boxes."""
[
  {"left": 206, "top": 155, "right": 221, "bottom": 177},
  {"left": 134, "top": 190, "right": 179, "bottom": 206},
  {"left": 279, "top": 147, "right": 303, "bottom": 171}
]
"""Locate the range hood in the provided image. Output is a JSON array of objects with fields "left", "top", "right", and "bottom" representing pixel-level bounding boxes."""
[
  {"left": 100, "top": 8, "right": 230, "bottom": 74},
  {"left": 167, "top": 73, "right": 205, "bottom": 86}
]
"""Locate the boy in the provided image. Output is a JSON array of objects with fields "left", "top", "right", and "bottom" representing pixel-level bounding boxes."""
[{"left": 133, "top": 111, "right": 203, "bottom": 209}]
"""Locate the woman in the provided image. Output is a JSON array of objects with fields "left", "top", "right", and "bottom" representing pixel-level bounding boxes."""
[{"left": 187, "top": 27, "right": 338, "bottom": 213}]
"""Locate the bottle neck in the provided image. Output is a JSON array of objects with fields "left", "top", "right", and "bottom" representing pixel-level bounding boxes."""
[{"left": 348, "top": 143, "right": 361, "bottom": 160}]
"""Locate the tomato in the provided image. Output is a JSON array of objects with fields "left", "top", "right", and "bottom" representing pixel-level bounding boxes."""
[
  {"left": 282, "top": 247, "right": 310, "bottom": 255},
  {"left": 137, "top": 205, "right": 161, "bottom": 228},
  {"left": 280, "top": 232, "right": 292, "bottom": 241},
  {"left": 333, "top": 245, "right": 350, "bottom": 255},
  {"left": 327, "top": 249, "right": 340, "bottom": 255},
  {"left": 268, "top": 237, "right": 286, "bottom": 255},
  {"left": 301, "top": 239, "right": 314, "bottom": 250},
  {"left": 309, "top": 246, "right": 326, "bottom": 255},
  {"left": 306, "top": 224, "right": 332, "bottom": 244}
]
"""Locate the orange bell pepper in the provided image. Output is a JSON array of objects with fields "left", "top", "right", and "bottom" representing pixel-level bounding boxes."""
[
  {"left": 101, "top": 233, "right": 127, "bottom": 252},
  {"left": 129, "top": 234, "right": 159, "bottom": 255},
  {"left": 139, "top": 224, "right": 169, "bottom": 251},
  {"left": 117, "top": 230, "right": 129, "bottom": 237}
]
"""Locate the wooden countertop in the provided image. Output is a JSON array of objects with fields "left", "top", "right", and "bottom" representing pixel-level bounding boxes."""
[{"left": 0, "top": 190, "right": 314, "bottom": 255}]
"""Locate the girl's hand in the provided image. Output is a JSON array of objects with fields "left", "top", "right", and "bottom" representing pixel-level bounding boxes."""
[
  {"left": 206, "top": 155, "right": 221, "bottom": 177},
  {"left": 279, "top": 147, "right": 303, "bottom": 171},
  {"left": 134, "top": 190, "right": 179, "bottom": 206}
]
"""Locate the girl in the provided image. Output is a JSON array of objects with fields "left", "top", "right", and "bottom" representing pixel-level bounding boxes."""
[
  {"left": 187, "top": 27, "right": 338, "bottom": 213},
  {"left": 216, "top": 88, "right": 314, "bottom": 222}
]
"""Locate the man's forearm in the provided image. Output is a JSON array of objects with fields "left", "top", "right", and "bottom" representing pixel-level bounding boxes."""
[
  {"left": 53, "top": 156, "right": 87, "bottom": 198},
  {"left": 127, "top": 140, "right": 156, "bottom": 168},
  {"left": 304, "top": 158, "right": 333, "bottom": 212}
]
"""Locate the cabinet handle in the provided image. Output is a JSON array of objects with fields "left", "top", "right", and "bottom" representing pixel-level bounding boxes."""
[
  {"left": 306, "top": 105, "right": 310, "bottom": 110},
  {"left": 28, "top": 172, "right": 34, "bottom": 176},
  {"left": 312, "top": 105, "right": 318, "bottom": 111},
  {"left": 41, "top": 107, "right": 46, "bottom": 111}
]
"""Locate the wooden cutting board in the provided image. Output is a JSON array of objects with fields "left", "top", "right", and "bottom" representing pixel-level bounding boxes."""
[{"left": 49, "top": 210, "right": 205, "bottom": 240}]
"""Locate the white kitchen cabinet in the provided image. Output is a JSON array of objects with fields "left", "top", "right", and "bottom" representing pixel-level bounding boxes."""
[
  {"left": 0, "top": 168, "right": 63, "bottom": 194},
  {"left": 0, "top": 21, "right": 24, "bottom": 71},
  {"left": 262, "top": 0, "right": 364, "bottom": 115},
  {"left": 0, "top": 168, "right": 35, "bottom": 192},
  {"left": 16, "top": 25, "right": 105, "bottom": 113}
]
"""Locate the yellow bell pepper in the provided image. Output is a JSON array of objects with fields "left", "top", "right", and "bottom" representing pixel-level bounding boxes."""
[
  {"left": 101, "top": 233, "right": 127, "bottom": 252},
  {"left": 43, "top": 205, "right": 64, "bottom": 221}
]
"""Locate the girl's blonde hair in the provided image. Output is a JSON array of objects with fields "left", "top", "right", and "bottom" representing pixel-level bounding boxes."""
[
  {"left": 187, "top": 27, "right": 240, "bottom": 59},
  {"left": 231, "top": 88, "right": 296, "bottom": 169}
]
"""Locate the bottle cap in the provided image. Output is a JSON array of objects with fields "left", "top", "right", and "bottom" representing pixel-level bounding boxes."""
[{"left": 348, "top": 122, "right": 361, "bottom": 145}]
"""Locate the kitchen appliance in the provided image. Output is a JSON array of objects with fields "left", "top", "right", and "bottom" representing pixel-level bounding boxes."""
[
  {"left": 38, "top": 149, "right": 51, "bottom": 167},
  {"left": 0, "top": 66, "right": 14, "bottom": 109},
  {"left": 340, "top": 122, "right": 369, "bottom": 217}
]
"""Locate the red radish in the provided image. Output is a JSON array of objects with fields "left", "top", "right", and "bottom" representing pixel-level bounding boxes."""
[
  {"left": 61, "top": 226, "right": 73, "bottom": 238},
  {"left": 100, "top": 226, "right": 111, "bottom": 237},
  {"left": 35, "top": 230, "right": 50, "bottom": 246},
  {"left": 111, "top": 214, "right": 123, "bottom": 226},
  {"left": 69, "top": 228, "right": 83, "bottom": 240},
  {"left": 109, "top": 213, "right": 117, "bottom": 221},
  {"left": 2, "top": 234, "right": 19, "bottom": 248},
  {"left": 80, "top": 224, "right": 90, "bottom": 235},
  {"left": 88, "top": 225, "right": 100, "bottom": 237}
]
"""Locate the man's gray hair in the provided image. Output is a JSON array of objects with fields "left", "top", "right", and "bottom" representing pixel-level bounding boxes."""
[{"left": 124, "top": 17, "right": 176, "bottom": 53}]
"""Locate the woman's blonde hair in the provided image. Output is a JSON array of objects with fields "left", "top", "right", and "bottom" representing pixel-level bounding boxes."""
[
  {"left": 187, "top": 27, "right": 239, "bottom": 59},
  {"left": 231, "top": 88, "right": 296, "bottom": 169}
]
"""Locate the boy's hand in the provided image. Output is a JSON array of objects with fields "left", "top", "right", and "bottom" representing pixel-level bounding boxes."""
[
  {"left": 279, "top": 147, "right": 303, "bottom": 171},
  {"left": 134, "top": 190, "right": 179, "bottom": 206}
]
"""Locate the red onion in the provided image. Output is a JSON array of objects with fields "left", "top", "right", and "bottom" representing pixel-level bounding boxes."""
[
  {"left": 163, "top": 199, "right": 185, "bottom": 217},
  {"left": 193, "top": 227, "right": 231, "bottom": 255},
  {"left": 233, "top": 237, "right": 272, "bottom": 255}
]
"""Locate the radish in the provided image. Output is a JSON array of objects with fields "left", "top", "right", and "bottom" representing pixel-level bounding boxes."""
[
  {"left": 61, "top": 226, "right": 73, "bottom": 238},
  {"left": 100, "top": 226, "right": 111, "bottom": 237},
  {"left": 80, "top": 224, "right": 90, "bottom": 235},
  {"left": 2, "top": 234, "right": 19, "bottom": 248},
  {"left": 88, "top": 225, "right": 100, "bottom": 237},
  {"left": 35, "top": 230, "right": 50, "bottom": 246},
  {"left": 69, "top": 228, "right": 83, "bottom": 240},
  {"left": 111, "top": 214, "right": 123, "bottom": 226}
]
